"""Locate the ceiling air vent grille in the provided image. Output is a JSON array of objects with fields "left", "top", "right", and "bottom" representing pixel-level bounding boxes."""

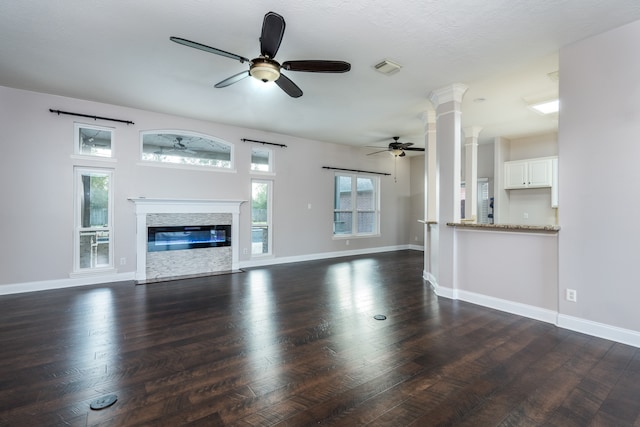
[{"left": 374, "top": 59, "right": 402, "bottom": 76}]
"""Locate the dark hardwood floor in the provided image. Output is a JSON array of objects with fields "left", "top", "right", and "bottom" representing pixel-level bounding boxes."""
[{"left": 1, "top": 250, "right": 639, "bottom": 426}]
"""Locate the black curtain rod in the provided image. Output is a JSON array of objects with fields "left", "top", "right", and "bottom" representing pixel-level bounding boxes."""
[
  {"left": 322, "top": 166, "right": 391, "bottom": 176},
  {"left": 241, "top": 138, "right": 287, "bottom": 148},
  {"left": 49, "top": 109, "right": 135, "bottom": 125}
]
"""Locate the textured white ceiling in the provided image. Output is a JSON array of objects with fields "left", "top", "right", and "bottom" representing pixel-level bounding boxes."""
[{"left": 1, "top": 0, "right": 639, "bottom": 148}]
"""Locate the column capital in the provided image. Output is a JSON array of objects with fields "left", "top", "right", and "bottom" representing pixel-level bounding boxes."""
[
  {"left": 463, "top": 126, "right": 483, "bottom": 140},
  {"left": 420, "top": 109, "right": 437, "bottom": 125},
  {"left": 428, "top": 83, "right": 468, "bottom": 109}
]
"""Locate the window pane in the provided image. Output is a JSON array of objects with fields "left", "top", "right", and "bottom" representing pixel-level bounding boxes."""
[
  {"left": 141, "top": 131, "right": 232, "bottom": 169},
  {"left": 357, "top": 212, "right": 375, "bottom": 233},
  {"left": 356, "top": 177, "right": 374, "bottom": 210},
  {"left": 334, "top": 212, "right": 352, "bottom": 234},
  {"left": 334, "top": 176, "right": 352, "bottom": 210},
  {"left": 79, "top": 230, "right": 110, "bottom": 268},
  {"left": 77, "top": 125, "right": 112, "bottom": 157},
  {"left": 80, "top": 172, "right": 110, "bottom": 228},
  {"left": 251, "top": 148, "right": 271, "bottom": 172},
  {"left": 252, "top": 181, "right": 270, "bottom": 255},
  {"left": 251, "top": 226, "right": 269, "bottom": 254}
]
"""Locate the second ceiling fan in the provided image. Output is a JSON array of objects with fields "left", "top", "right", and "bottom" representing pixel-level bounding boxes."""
[
  {"left": 170, "top": 11, "right": 351, "bottom": 98},
  {"left": 367, "top": 137, "right": 425, "bottom": 157}
]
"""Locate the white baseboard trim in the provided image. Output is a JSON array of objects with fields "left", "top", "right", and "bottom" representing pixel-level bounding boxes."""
[
  {"left": 557, "top": 314, "right": 640, "bottom": 348},
  {"left": 408, "top": 244, "right": 424, "bottom": 251},
  {"left": 0, "top": 271, "right": 136, "bottom": 296},
  {"left": 240, "top": 245, "right": 416, "bottom": 269},
  {"left": 423, "top": 271, "right": 438, "bottom": 292},
  {"left": 434, "top": 287, "right": 640, "bottom": 347},
  {"left": 1, "top": 246, "right": 422, "bottom": 296},
  {"left": 436, "top": 286, "right": 557, "bottom": 325}
]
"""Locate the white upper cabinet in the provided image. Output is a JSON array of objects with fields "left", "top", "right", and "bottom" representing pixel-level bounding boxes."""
[{"left": 504, "top": 157, "right": 554, "bottom": 189}]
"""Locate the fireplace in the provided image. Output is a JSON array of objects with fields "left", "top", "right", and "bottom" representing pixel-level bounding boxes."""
[
  {"left": 129, "top": 198, "right": 245, "bottom": 282},
  {"left": 147, "top": 225, "right": 231, "bottom": 252}
]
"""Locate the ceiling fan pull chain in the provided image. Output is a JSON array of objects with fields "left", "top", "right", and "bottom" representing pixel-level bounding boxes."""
[{"left": 394, "top": 157, "right": 398, "bottom": 183}]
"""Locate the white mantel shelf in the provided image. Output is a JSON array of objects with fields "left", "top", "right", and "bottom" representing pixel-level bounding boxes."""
[
  {"left": 128, "top": 198, "right": 247, "bottom": 281},
  {"left": 128, "top": 198, "right": 247, "bottom": 214}
]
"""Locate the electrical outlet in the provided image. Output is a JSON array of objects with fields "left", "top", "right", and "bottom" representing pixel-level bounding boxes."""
[
  {"left": 566, "top": 289, "right": 577, "bottom": 302},
  {"left": 346, "top": 240, "right": 350, "bottom": 246},
  {"left": 243, "top": 248, "right": 248, "bottom": 255},
  {"left": 119, "top": 257, "right": 126, "bottom": 266},
  {"left": 523, "top": 212, "right": 529, "bottom": 219}
]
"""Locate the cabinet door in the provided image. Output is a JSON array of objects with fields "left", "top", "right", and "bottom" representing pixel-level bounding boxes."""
[
  {"left": 504, "top": 161, "right": 528, "bottom": 189},
  {"left": 528, "top": 159, "right": 553, "bottom": 188}
]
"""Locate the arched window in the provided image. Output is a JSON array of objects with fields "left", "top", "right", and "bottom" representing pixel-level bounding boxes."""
[{"left": 140, "top": 130, "right": 234, "bottom": 170}]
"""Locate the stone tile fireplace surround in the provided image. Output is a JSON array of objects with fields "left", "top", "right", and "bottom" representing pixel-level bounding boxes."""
[{"left": 129, "top": 198, "right": 245, "bottom": 282}]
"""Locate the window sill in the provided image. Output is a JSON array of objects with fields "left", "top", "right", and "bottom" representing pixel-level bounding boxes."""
[
  {"left": 137, "top": 161, "right": 237, "bottom": 173},
  {"left": 332, "top": 234, "right": 381, "bottom": 240},
  {"left": 70, "top": 267, "right": 116, "bottom": 278},
  {"left": 71, "top": 154, "right": 117, "bottom": 163}
]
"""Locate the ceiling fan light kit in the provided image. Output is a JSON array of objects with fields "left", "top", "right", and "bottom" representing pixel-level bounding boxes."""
[
  {"left": 250, "top": 59, "right": 281, "bottom": 82},
  {"left": 170, "top": 11, "right": 351, "bottom": 98}
]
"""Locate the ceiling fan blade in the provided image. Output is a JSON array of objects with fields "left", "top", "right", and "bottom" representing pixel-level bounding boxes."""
[
  {"left": 275, "top": 73, "right": 303, "bottom": 98},
  {"left": 282, "top": 60, "right": 351, "bottom": 73},
  {"left": 170, "top": 37, "right": 250, "bottom": 63},
  {"left": 403, "top": 147, "right": 425, "bottom": 151},
  {"left": 260, "top": 12, "right": 285, "bottom": 58},
  {"left": 367, "top": 149, "right": 390, "bottom": 156},
  {"left": 214, "top": 70, "right": 250, "bottom": 88}
]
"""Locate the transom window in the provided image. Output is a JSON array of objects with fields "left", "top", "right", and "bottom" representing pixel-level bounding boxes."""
[
  {"left": 75, "top": 123, "right": 113, "bottom": 157},
  {"left": 251, "top": 147, "right": 273, "bottom": 173},
  {"left": 333, "top": 173, "right": 380, "bottom": 236},
  {"left": 140, "top": 130, "right": 233, "bottom": 169}
]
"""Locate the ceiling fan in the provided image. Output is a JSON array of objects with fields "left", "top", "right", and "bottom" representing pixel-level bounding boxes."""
[
  {"left": 170, "top": 11, "right": 351, "bottom": 98},
  {"left": 367, "top": 137, "right": 425, "bottom": 157}
]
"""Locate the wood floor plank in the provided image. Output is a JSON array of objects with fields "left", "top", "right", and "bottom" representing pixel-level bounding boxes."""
[{"left": 0, "top": 250, "right": 638, "bottom": 426}]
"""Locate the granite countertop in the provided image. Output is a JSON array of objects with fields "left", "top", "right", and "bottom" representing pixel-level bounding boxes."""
[{"left": 446, "top": 222, "right": 560, "bottom": 232}]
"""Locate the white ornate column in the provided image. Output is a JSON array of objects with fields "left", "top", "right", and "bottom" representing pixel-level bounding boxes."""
[
  {"left": 463, "top": 126, "right": 482, "bottom": 222},
  {"left": 421, "top": 110, "right": 438, "bottom": 285},
  {"left": 427, "top": 83, "right": 467, "bottom": 295}
]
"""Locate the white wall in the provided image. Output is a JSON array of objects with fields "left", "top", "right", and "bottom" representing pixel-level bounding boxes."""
[
  {"left": 455, "top": 229, "right": 558, "bottom": 320},
  {"left": 0, "top": 86, "right": 414, "bottom": 290},
  {"left": 508, "top": 133, "right": 558, "bottom": 161},
  {"left": 477, "top": 143, "right": 494, "bottom": 182},
  {"left": 559, "top": 19, "right": 640, "bottom": 335}
]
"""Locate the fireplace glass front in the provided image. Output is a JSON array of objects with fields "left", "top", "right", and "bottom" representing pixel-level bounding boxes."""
[{"left": 147, "top": 225, "right": 231, "bottom": 252}]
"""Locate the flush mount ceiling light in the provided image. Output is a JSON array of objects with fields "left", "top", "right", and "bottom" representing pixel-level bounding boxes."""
[
  {"left": 374, "top": 59, "right": 402, "bottom": 76},
  {"left": 249, "top": 58, "right": 281, "bottom": 82},
  {"left": 529, "top": 99, "right": 559, "bottom": 115}
]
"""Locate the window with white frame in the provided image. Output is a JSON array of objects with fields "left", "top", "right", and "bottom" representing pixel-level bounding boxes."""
[
  {"left": 251, "top": 147, "right": 273, "bottom": 173},
  {"left": 74, "top": 167, "right": 113, "bottom": 272},
  {"left": 251, "top": 179, "right": 272, "bottom": 255},
  {"left": 333, "top": 173, "right": 379, "bottom": 236},
  {"left": 75, "top": 123, "right": 114, "bottom": 157},
  {"left": 140, "top": 130, "right": 233, "bottom": 169}
]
